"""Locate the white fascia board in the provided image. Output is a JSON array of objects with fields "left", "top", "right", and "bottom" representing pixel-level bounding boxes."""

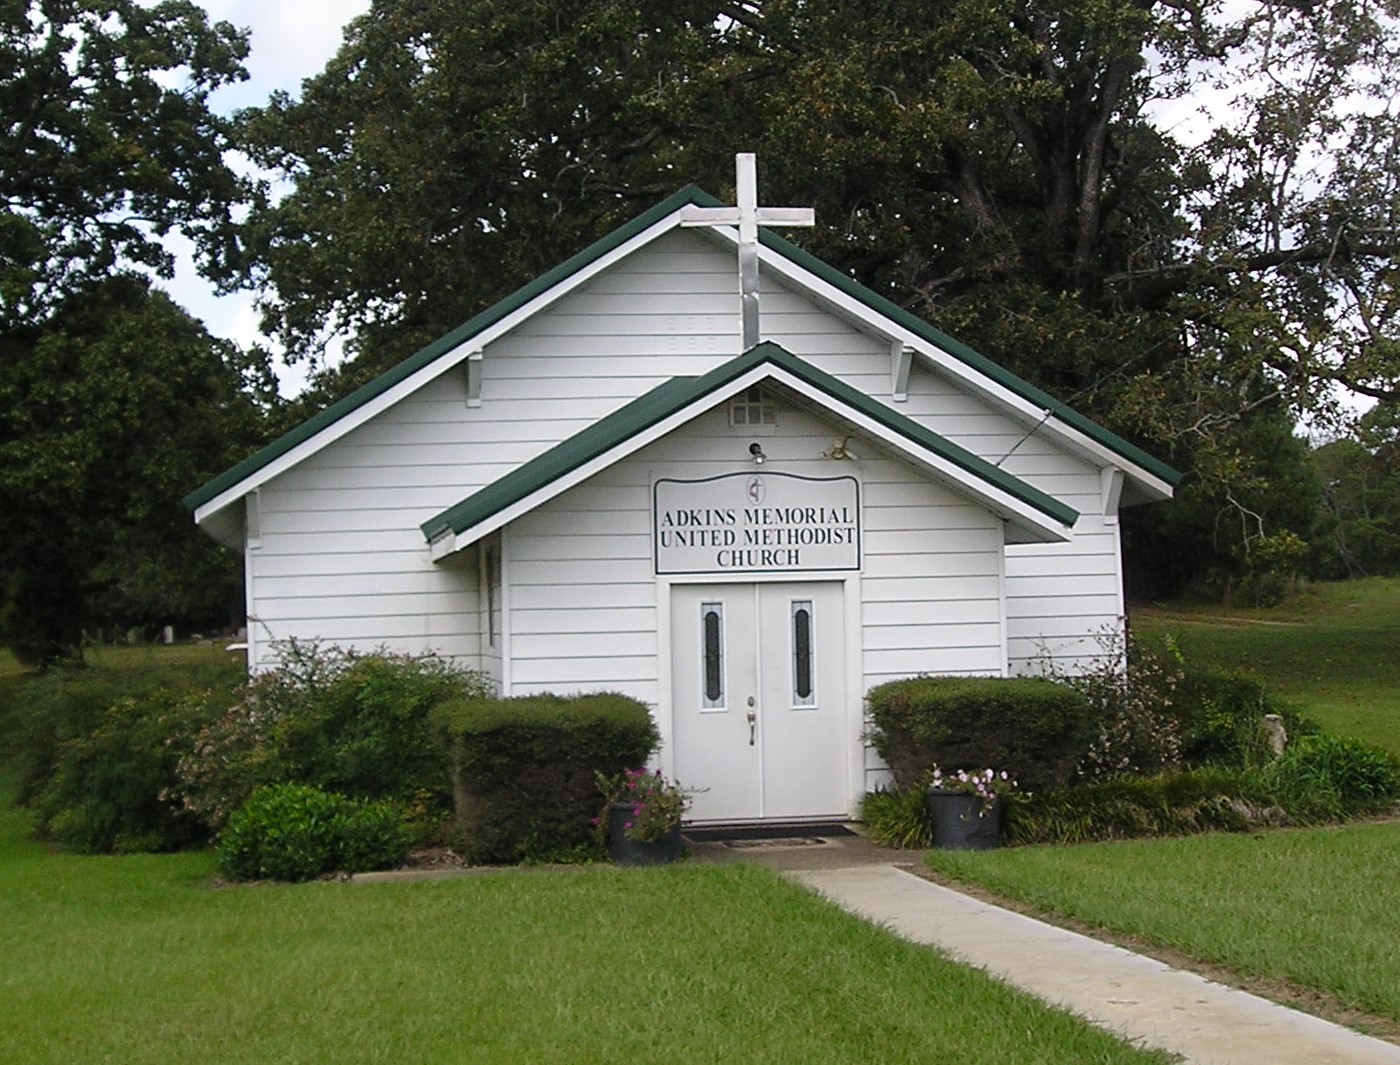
[
  {"left": 194, "top": 212, "right": 690, "bottom": 525},
  {"left": 766, "top": 369, "right": 1075, "bottom": 544},
  {"left": 695, "top": 228, "right": 1176, "bottom": 501}
]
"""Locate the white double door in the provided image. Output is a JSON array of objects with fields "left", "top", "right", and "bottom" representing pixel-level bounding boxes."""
[{"left": 671, "top": 582, "right": 848, "bottom": 823}]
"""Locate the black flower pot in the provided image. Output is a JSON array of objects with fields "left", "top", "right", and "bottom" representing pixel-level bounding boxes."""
[
  {"left": 926, "top": 788, "right": 1003, "bottom": 850},
  {"left": 607, "top": 802, "right": 683, "bottom": 866}
]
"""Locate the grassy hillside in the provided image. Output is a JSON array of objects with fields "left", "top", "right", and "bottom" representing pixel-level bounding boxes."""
[{"left": 1132, "top": 577, "right": 1400, "bottom": 756}]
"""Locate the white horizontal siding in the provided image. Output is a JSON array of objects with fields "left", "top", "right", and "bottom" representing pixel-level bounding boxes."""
[
  {"left": 510, "top": 582, "right": 656, "bottom": 611},
  {"left": 504, "top": 474, "right": 656, "bottom": 696},
  {"left": 864, "top": 647, "right": 1004, "bottom": 687},
  {"left": 846, "top": 427, "right": 1008, "bottom": 687},
  {"left": 511, "top": 606, "right": 652, "bottom": 635},
  {"left": 242, "top": 222, "right": 1130, "bottom": 695},
  {"left": 245, "top": 229, "right": 741, "bottom": 673}
]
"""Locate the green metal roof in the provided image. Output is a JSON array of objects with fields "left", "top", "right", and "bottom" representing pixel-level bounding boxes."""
[
  {"left": 421, "top": 342, "right": 1078, "bottom": 544},
  {"left": 187, "top": 182, "right": 1178, "bottom": 515}
]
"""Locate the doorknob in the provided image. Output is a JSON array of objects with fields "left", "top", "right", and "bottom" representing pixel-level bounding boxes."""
[{"left": 746, "top": 701, "right": 756, "bottom": 746}]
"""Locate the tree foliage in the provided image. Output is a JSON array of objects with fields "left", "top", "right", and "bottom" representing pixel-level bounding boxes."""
[
  {"left": 0, "top": 276, "right": 266, "bottom": 665},
  {"left": 1, "top": 0, "right": 250, "bottom": 329},
  {"left": 0, "top": 1, "right": 268, "bottom": 665},
  {"left": 1310, "top": 407, "right": 1400, "bottom": 578}
]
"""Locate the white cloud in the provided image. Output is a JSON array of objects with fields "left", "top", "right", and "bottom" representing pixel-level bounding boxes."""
[
  {"left": 166, "top": 2, "right": 369, "bottom": 393},
  {"left": 200, "top": 0, "right": 370, "bottom": 112}
]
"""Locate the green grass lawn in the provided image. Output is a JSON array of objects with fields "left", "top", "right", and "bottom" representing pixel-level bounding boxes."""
[
  {"left": 920, "top": 578, "right": 1400, "bottom": 1035},
  {"left": 0, "top": 769, "right": 1170, "bottom": 1065},
  {"left": 0, "top": 639, "right": 244, "bottom": 680},
  {"left": 928, "top": 822, "right": 1400, "bottom": 1027},
  {"left": 1133, "top": 576, "right": 1400, "bottom": 755}
]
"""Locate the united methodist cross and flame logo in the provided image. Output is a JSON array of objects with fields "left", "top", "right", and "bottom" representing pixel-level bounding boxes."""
[{"left": 746, "top": 476, "right": 766, "bottom": 505}]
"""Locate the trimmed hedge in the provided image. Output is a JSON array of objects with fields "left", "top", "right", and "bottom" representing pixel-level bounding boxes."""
[
  {"left": 217, "top": 783, "right": 412, "bottom": 882},
  {"left": 866, "top": 676, "right": 1092, "bottom": 793},
  {"left": 432, "top": 692, "right": 658, "bottom": 864}
]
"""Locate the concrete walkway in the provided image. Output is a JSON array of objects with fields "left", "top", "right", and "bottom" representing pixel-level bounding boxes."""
[{"left": 691, "top": 833, "right": 1400, "bottom": 1065}]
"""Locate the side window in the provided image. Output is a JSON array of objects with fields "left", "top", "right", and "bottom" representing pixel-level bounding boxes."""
[{"left": 482, "top": 541, "right": 501, "bottom": 648}]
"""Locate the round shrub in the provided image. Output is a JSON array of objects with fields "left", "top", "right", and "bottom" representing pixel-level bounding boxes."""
[
  {"left": 217, "top": 783, "right": 411, "bottom": 882},
  {"left": 865, "top": 676, "right": 1093, "bottom": 793}
]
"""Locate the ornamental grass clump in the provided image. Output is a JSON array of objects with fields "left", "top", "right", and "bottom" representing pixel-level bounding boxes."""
[{"left": 599, "top": 767, "right": 690, "bottom": 842}]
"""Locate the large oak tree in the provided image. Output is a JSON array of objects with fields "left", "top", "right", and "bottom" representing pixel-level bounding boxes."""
[{"left": 238, "top": 0, "right": 1400, "bottom": 592}]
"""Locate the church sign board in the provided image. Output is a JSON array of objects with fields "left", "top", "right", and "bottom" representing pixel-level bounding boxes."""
[{"left": 652, "top": 472, "right": 861, "bottom": 575}]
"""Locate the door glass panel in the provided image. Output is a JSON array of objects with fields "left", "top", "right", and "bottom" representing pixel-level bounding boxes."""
[
  {"left": 701, "top": 602, "right": 724, "bottom": 709},
  {"left": 791, "top": 599, "right": 814, "bottom": 706}
]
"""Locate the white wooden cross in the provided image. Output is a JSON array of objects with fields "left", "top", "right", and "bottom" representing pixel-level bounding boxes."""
[{"left": 679, "top": 153, "right": 815, "bottom": 349}]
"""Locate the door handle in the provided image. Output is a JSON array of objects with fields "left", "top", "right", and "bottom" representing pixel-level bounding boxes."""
[{"left": 746, "top": 696, "right": 756, "bottom": 746}]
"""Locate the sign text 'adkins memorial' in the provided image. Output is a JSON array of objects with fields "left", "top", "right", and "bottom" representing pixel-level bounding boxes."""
[{"left": 653, "top": 473, "right": 861, "bottom": 575}]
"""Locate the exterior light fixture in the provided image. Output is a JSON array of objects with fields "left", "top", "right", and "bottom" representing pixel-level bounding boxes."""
[
  {"left": 827, "top": 436, "right": 858, "bottom": 461},
  {"left": 749, "top": 442, "right": 767, "bottom": 464}
]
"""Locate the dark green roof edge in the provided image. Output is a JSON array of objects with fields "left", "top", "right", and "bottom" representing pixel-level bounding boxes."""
[
  {"left": 757, "top": 229, "right": 1183, "bottom": 487},
  {"left": 189, "top": 181, "right": 1177, "bottom": 513},
  {"left": 184, "top": 184, "right": 726, "bottom": 512},
  {"left": 422, "top": 342, "right": 1077, "bottom": 542}
]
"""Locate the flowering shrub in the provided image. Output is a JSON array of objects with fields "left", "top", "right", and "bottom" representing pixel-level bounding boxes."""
[
  {"left": 173, "top": 640, "right": 490, "bottom": 833},
  {"left": 598, "top": 768, "right": 690, "bottom": 843},
  {"left": 1033, "top": 629, "right": 1187, "bottom": 779},
  {"left": 928, "top": 766, "right": 1017, "bottom": 816}
]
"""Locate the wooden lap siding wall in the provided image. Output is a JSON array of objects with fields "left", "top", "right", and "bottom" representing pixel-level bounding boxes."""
[
  {"left": 505, "top": 400, "right": 1006, "bottom": 704},
  {"left": 243, "top": 228, "right": 1125, "bottom": 678}
]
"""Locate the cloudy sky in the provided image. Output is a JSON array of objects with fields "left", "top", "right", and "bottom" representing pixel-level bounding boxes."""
[{"left": 165, "top": 1, "right": 370, "bottom": 393}]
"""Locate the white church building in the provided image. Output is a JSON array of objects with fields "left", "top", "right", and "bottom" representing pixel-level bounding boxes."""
[{"left": 187, "top": 157, "right": 1178, "bottom": 824}]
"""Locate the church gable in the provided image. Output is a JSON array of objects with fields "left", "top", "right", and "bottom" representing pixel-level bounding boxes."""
[
  {"left": 420, "top": 342, "right": 1077, "bottom": 562},
  {"left": 186, "top": 157, "right": 1187, "bottom": 820},
  {"left": 188, "top": 176, "right": 1177, "bottom": 538}
]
